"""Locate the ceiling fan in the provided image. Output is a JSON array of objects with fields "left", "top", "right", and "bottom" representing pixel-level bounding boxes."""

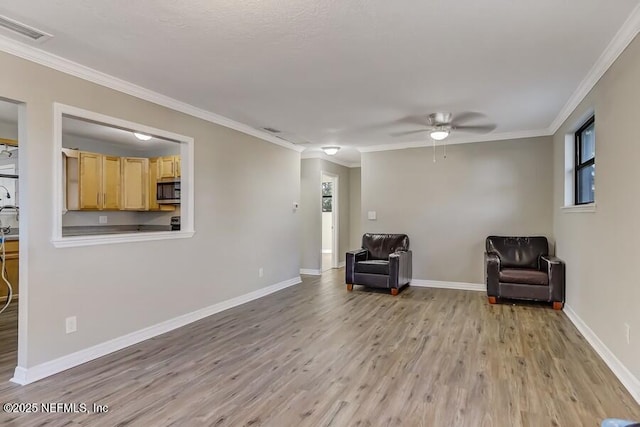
[{"left": 391, "top": 112, "right": 496, "bottom": 141}]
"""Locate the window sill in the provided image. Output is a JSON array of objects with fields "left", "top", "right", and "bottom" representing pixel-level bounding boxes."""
[
  {"left": 561, "top": 204, "right": 596, "bottom": 213},
  {"left": 51, "top": 230, "right": 194, "bottom": 248}
]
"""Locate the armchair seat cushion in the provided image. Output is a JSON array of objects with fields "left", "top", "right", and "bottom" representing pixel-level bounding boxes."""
[
  {"left": 355, "top": 260, "right": 389, "bottom": 275},
  {"left": 499, "top": 268, "right": 549, "bottom": 286}
]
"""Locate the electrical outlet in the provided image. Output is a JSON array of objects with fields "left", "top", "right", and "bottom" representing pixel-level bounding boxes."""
[
  {"left": 259, "top": 267, "right": 264, "bottom": 278},
  {"left": 99, "top": 216, "right": 108, "bottom": 224},
  {"left": 65, "top": 316, "right": 77, "bottom": 334},
  {"left": 624, "top": 323, "right": 631, "bottom": 344}
]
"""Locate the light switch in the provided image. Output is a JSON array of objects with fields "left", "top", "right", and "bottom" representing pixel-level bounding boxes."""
[{"left": 367, "top": 211, "right": 377, "bottom": 220}]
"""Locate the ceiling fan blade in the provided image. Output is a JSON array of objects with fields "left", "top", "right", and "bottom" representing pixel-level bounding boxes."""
[
  {"left": 453, "top": 124, "right": 497, "bottom": 133},
  {"left": 396, "top": 115, "right": 430, "bottom": 127},
  {"left": 452, "top": 111, "right": 486, "bottom": 124},
  {"left": 391, "top": 129, "right": 429, "bottom": 137}
]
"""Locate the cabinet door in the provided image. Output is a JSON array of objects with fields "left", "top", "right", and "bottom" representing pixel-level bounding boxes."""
[
  {"left": 122, "top": 157, "right": 149, "bottom": 210},
  {"left": 158, "top": 156, "right": 175, "bottom": 179},
  {"left": 0, "top": 240, "right": 19, "bottom": 301},
  {"left": 174, "top": 155, "right": 181, "bottom": 178},
  {"left": 148, "top": 157, "right": 159, "bottom": 210},
  {"left": 79, "top": 152, "right": 102, "bottom": 209},
  {"left": 102, "top": 156, "right": 121, "bottom": 210}
]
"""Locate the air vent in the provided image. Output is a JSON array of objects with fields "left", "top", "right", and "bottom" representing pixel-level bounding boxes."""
[
  {"left": 263, "top": 127, "right": 281, "bottom": 134},
  {"left": 0, "top": 15, "right": 52, "bottom": 42}
]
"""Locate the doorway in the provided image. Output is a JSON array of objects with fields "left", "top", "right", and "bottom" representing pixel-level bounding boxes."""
[
  {"left": 321, "top": 172, "right": 338, "bottom": 272},
  {"left": 0, "top": 98, "right": 20, "bottom": 381}
]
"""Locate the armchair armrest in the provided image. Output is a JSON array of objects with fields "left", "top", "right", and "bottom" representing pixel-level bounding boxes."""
[
  {"left": 541, "top": 255, "right": 565, "bottom": 303},
  {"left": 346, "top": 249, "right": 368, "bottom": 284},
  {"left": 389, "top": 250, "right": 412, "bottom": 288},
  {"left": 485, "top": 252, "right": 500, "bottom": 296}
]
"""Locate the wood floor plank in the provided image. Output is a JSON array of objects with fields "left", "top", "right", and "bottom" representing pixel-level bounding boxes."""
[{"left": 0, "top": 269, "right": 638, "bottom": 426}]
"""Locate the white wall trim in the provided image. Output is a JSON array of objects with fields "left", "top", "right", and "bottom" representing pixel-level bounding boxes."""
[
  {"left": 321, "top": 249, "right": 332, "bottom": 254},
  {"left": 10, "top": 276, "right": 302, "bottom": 385},
  {"left": 0, "top": 34, "right": 303, "bottom": 153},
  {"left": 338, "top": 261, "right": 345, "bottom": 268},
  {"left": 301, "top": 151, "right": 360, "bottom": 168},
  {"left": 549, "top": 4, "right": 640, "bottom": 133},
  {"left": 358, "top": 129, "right": 551, "bottom": 153},
  {"left": 564, "top": 304, "right": 640, "bottom": 404},
  {"left": 51, "top": 231, "right": 195, "bottom": 248},
  {"left": 411, "top": 279, "right": 486, "bottom": 292},
  {"left": 300, "top": 269, "right": 322, "bottom": 276}
]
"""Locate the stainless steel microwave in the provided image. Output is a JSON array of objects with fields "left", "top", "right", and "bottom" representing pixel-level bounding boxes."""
[{"left": 157, "top": 180, "right": 180, "bottom": 204}]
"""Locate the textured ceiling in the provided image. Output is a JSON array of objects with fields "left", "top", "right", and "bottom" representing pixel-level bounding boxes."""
[{"left": 0, "top": 0, "right": 638, "bottom": 164}]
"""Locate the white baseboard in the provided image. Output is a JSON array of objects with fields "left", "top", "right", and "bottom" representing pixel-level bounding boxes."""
[
  {"left": 338, "top": 261, "right": 345, "bottom": 268},
  {"left": 300, "top": 269, "right": 322, "bottom": 276},
  {"left": 564, "top": 304, "right": 640, "bottom": 405},
  {"left": 11, "top": 276, "right": 302, "bottom": 385},
  {"left": 411, "top": 279, "right": 486, "bottom": 292},
  {"left": 321, "top": 249, "right": 332, "bottom": 254}
]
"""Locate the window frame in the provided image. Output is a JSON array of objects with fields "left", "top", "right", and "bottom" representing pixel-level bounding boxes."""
[
  {"left": 574, "top": 115, "right": 595, "bottom": 205},
  {"left": 51, "top": 103, "right": 195, "bottom": 248}
]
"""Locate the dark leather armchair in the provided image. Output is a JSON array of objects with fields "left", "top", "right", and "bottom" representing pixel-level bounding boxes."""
[
  {"left": 346, "top": 233, "right": 412, "bottom": 295},
  {"left": 485, "top": 236, "right": 565, "bottom": 310}
]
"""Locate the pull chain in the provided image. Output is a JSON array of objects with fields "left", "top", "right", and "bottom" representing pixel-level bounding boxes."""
[{"left": 432, "top": 138, "right": 436, "bottom": 163}]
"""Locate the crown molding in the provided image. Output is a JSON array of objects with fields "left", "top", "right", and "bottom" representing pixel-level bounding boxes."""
[
  {"left": 549, "top": 3, "right": 640, "bottom": 134},
  {"left": 0, "top": 34, "right": 304, "bottom": 153},
  {"left": 300, "top": 151, "right": 360, "bottom": 168},
  {"left": 358, "top": 128, "right": 550, "bottom": 153}
]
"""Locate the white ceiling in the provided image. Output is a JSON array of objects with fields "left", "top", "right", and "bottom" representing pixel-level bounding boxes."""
[
  {"left": 0, "top": 1, "right": 638, "bottom": 164},
  {"left": 62, "top": 116, "right": 180, "bottom": 152}
]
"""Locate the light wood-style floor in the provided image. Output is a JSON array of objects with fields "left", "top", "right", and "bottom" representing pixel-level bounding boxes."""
[{"left": 0, "top": 269, "right": 639, "bottom": 426}]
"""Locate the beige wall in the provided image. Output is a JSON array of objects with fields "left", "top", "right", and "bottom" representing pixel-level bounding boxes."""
[
  {"left": 361, "top": 137, "right": 553, "bottom": 283},
  {"left": 349, "top": 167, "right": 361, "bottom": 250},
  {"left": 300, "top": 158, "right": 351, "bottom": 271},
  {"left": 553, "top": 35, "right": 640, "bottom": 382},
  {"left": 0, "top": 50, "right": 301, "bottom": 367}
]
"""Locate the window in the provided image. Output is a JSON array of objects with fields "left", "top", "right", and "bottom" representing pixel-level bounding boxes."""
[
  {"left": 322, "top": 181, "right": 332, "bottom": 212},
  {"left": 575, "top": 116, "right": 595, "bottom": 205}
]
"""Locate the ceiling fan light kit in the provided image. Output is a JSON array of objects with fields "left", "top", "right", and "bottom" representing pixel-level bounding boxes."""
[
  {"left": 429, "top": 128, "right": 450, "bottom": 141},
  {"left": 322, "top": 146, "right": 340, "bottom": 155}
]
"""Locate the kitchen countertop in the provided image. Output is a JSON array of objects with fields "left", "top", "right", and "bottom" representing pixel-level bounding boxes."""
[{"left": 62, "top": 225, "right": 172, "bottom": 237}]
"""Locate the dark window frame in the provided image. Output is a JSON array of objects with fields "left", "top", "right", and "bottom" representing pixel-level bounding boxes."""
[
  {"left": 574, "top": 116, "right": 595, "bottom": 205},
  {"left": 322, "top": 181, "right": 333, "bottom": 212}
]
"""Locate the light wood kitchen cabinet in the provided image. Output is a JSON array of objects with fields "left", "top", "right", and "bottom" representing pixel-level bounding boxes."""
[
  {"left": 64, "top": 149, "right": 176, "bottom": 212},
  {"left": 158, "top": 156, "right": 177, "bottom": 179},
  {"left": 158, "top": 155, "right": 181, "bottom": 179},
  {"left": 67, "top": 151, "right": 122, "bottom": 210},
  {"left": 102, "top": 156, "right": 122, "bottom": 210},
  {"left": 148, "top": 157, "right": 160, "bottom": 211},
  {"left": 78, "top": 151, "right": 102, "bottom": 209},
  {"left": 121, "top": 157, "right": 149, "bottom": 210},
  {"left": 0, "top": 240, "right": 19, "bottom": 301}
]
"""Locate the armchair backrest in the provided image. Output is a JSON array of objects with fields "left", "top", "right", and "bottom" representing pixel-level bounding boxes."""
[
  {"left": 362, "top": 233, "right": 409, "bottom": 260},
  {"left": 486, "top": 236, "right": 548, "bottom": 269}
]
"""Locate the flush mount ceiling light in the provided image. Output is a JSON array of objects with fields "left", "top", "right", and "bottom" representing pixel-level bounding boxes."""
[
  {"left": 133, "top": 132, "right": 152, "bottom": 141},
  {"left": 429, "top": 128, "right": 450, "bottom": 141},
  {"left": 322, "top": 146, "right": 341, "bottom": 155}
]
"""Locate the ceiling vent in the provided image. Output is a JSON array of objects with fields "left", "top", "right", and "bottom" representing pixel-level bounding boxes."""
[
  {"left": 0, "top": 15, "right": 53, "bottom": 42},
  {"left": 261, "top": 126, "right": 310, "bottom": 144}
]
